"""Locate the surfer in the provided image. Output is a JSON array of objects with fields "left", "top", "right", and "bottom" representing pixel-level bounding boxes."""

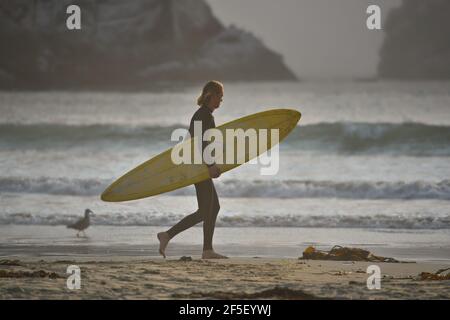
[{"left": 157, "top": 81, "right": 228, "bottom": 259}]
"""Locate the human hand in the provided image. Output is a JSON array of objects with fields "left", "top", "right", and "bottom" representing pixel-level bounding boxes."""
[{"left": 208, "top": 164, "right": 221, "bottom": 178}]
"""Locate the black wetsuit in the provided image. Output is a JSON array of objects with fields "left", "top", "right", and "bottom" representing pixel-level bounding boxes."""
[{"left": 167, "top": 106, "right": 220, "bottom": 251}]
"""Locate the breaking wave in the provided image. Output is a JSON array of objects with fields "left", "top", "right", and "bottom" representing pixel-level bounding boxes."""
[
  {"left": 1, "top": 211, "right": 448, "bottom": 229},
  {"left": 1, "top": 177, "right": 450, "bottom": 200},
  {"left": 2, "top": 122, "right": 450, "bottom": 156}
]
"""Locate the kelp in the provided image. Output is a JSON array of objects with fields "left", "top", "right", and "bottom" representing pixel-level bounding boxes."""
[
  {"left": 300, "top": 245, "right": 401, "bottom": 263},
  {"left": 419, "top": 268, "right": 450, "bottom": 281}
]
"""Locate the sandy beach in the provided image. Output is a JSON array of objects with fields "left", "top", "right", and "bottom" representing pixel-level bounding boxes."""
[
  {"left": 1, "top": 225, "right": 449, "bottom": 300},
  {"left": 0, "top": 256, "right": 449, "bottom": 300}
]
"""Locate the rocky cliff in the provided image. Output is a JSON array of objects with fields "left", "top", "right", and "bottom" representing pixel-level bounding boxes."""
[
  {"left": 378, "top": 0, "right": 450, "bottom": 79},
  {"left": 0, "top": 0, "right": 296, "bottom": 89}
]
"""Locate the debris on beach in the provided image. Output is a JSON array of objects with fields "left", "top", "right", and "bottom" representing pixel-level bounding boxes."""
[
  {"left": 418, "top": 268, "right": 450, "bottom": 281},
  {"left": 0, "top": 269, "right": 63, "bottom": 279},
  {"left": 0, "top": 260, "right": 23, "bottom": 266},
  {"left": 300, "top": 245, "right": 401, "bottom": 263},
  {"left": 179, "top": 256, "right": 193, "bottom": 261},
  {"left": 172, "top": 286, "right": 321, "bottom": 300}
]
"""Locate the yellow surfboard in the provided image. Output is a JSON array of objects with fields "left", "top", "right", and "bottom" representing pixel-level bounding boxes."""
[{"left": 101, "top": 108, "right": 301, "bottom": 202}]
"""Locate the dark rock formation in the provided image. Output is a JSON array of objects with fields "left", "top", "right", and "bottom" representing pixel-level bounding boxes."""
[
  {"left": 0, "top": 0, "right": 296, "bottom": 90},
  {"left": 378, "top": 0, "right": 450, "bottom": 79}
]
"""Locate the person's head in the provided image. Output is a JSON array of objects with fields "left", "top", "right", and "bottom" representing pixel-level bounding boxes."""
[{"left": 197, "top": 80, "right": 224, "bottom": 112}]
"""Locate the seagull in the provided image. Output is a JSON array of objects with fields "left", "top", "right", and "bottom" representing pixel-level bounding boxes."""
[{"left": 67, "top": 209, "right": 93, "bottom": 237}]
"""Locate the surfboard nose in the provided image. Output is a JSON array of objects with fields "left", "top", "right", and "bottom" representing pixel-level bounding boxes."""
[
  {"left": 288, "top": 109, "right": 301, "bottom": 123},
  {"left": 295, "top": 110, "right": 301, "bottom": 119}
]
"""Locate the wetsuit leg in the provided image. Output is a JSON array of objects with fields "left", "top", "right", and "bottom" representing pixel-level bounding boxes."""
[
  {"left": 202, "top": 179, "right": 220, "bottom": 251},
  {"left": 166, "top": 209, "right": 202, "bottom": 239},
  {"left": 166, "top": 179, "right": 219, "bottom": 241}
]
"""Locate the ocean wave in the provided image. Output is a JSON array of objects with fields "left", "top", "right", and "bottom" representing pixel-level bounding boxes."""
[
  {"left": 0, "top": 177, "right": 108, "bottom": 197},
  {"left": 288, "top": 121, "right": 450, "bottom": 156},
  {"left": 174, "top": 179, "right": 450, "bottom": 200},
  {"left": 0, "top": 123, "right": 182, "bottom": 149},
  {"left": 1, "top": 176, "right": 450, "bottom": 200},
  {"left": 1, "top": 211, "right": 448, "bottom": 229},
  {"left": 1, "top": 122, "right": 450, "bottom": 156}
]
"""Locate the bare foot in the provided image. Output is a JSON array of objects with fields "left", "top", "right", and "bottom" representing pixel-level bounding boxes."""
[
  {"left": 157, "top": 232, "right": 170, "bottom": 258},
  {"left": 202, "top": 250, "right": 229, "bottom": 259}
]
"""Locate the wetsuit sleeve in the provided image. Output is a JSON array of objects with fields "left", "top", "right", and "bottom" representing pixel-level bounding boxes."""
[
  {"left": 203, "top": 115, "right": 216, "bottom": 168},
  {"left": 189, "top": 110, "right": 216, "bottom": 167}
]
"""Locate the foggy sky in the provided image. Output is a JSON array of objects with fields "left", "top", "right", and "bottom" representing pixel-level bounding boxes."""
[{"left": 207, "top": 0, "right": 402, "bottom": 79}]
